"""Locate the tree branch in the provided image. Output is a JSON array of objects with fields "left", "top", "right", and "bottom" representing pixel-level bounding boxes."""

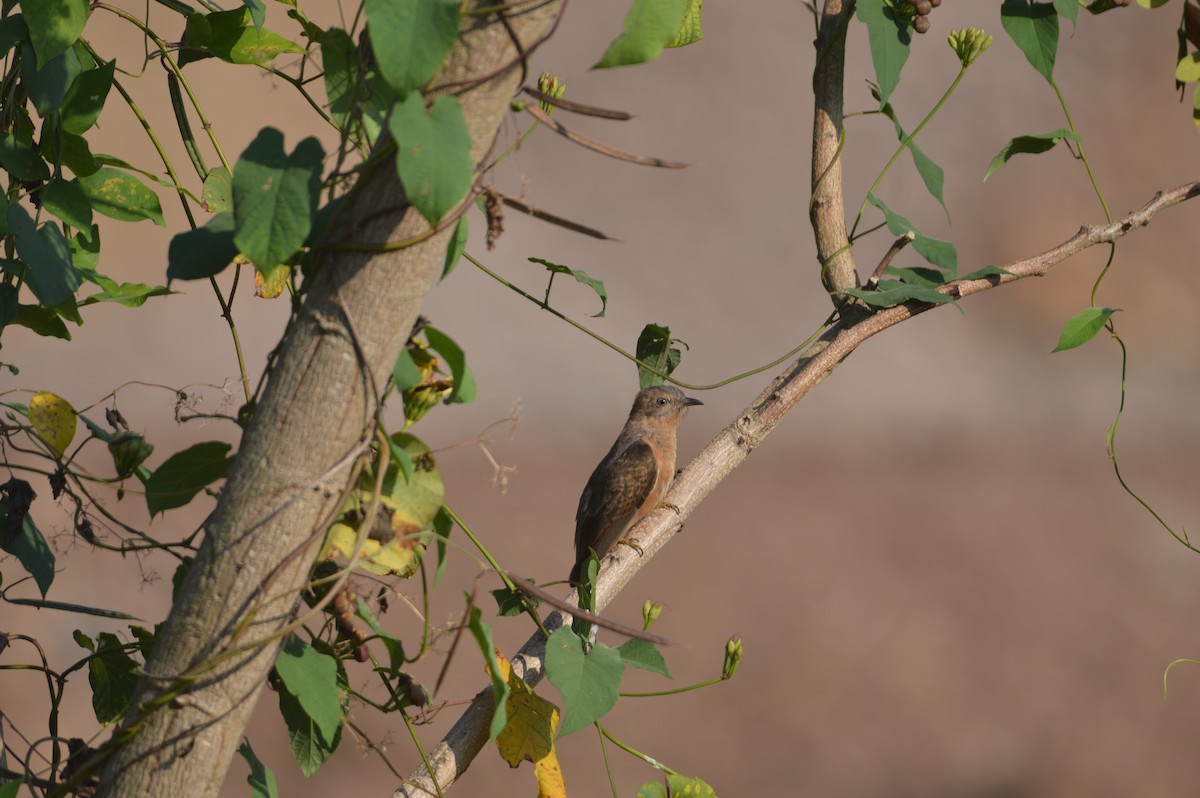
[{"left": 394, "top": 180, "right": 1200, "bottom": 797}]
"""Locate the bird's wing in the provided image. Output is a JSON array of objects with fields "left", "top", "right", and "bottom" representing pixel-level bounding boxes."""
[{"left": 574, "top": 440, "right": 660, "bottom": 567}]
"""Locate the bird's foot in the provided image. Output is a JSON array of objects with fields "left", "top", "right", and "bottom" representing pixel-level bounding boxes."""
[{"left": 616, "top": 537, "right": 645, "bottom": 557}]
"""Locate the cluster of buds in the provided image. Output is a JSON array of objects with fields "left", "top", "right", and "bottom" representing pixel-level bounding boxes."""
[
  {"left": 897, "top": 0, "right": 941, "bottom": 34},
  {"left": 949, "top": 27, "right": 993, "bottom": 68},
  {"left": 537, "top": 71, "right": 566, "bottom": 113}
]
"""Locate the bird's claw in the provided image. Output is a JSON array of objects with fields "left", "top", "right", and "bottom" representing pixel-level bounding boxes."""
[{"left": 616, "top": 537, "right": 645, "bottom": 557}]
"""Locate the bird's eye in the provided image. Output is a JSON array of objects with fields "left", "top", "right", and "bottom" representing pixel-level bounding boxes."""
[{"left": 656, "top": 397, "right": 669, "bottom": 406}]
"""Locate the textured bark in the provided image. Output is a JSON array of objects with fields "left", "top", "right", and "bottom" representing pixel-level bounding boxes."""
[
  {"left": 811, "top": 0, "right": 859, "bottom": 302},
  {"left": 93, "top": 5, "right": 563, "bottom": 797}
]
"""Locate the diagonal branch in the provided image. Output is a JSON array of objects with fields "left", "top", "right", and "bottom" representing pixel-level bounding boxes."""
[{"left": 395, "top": 182, "right": 1200, "bottom": 796}]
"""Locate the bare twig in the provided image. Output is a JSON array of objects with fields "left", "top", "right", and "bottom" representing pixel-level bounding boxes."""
[
  {"left": 865, "top": 231, "right": 915, "bottom": 289},
  {"left": 521, "top": 86, "right": 634, "bottom": 119},
  {"left": 523, "top": 103, "right": 688, "bottom": 168}
]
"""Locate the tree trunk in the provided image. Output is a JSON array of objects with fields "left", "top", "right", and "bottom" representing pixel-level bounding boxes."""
[{"left": 94, "top": 5, "right": 563, "bottom": 796}]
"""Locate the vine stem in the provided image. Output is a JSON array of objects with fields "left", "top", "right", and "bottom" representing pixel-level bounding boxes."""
[{"left": 850, "top": 65, "right": 968, "bottom": 239}]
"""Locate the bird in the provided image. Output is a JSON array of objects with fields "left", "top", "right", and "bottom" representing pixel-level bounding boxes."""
[{"left": 571, "top": 384, "right": 702, "bottom": 585}]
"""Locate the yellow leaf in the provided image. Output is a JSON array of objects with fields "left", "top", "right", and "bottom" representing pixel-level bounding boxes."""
[
  {"left": 494, "top": 653, "right": 567, "bottom": 798},
  {"left": 254, "top": 262, "right": 290, "bottom": 299},
  {"left": 28, "top": 391, "right": 77, "bottom": 457}
]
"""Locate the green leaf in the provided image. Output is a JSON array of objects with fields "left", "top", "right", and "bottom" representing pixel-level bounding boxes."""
[
  {"left": 491, "top": 585, "right": 536, "bottom": 617},
  {"left": 856, "top": 0, "right": 911, "bottom": 104},
  {"left": 388, "top": 94, "right": 473, "bottom": 226},
  {"left": 0, "top": 781, "right": 23, "bottom": 798},
  {"left": 277, "top": 684, "right": 339, "bottom": 776},
  {"left": 545, "top": 627, "right": 625, "bottom": 737},
  {"left": 1051, "top": 307, "right": 1118, "bottom": 352},
  {"left": 432, "top": 506, "right": 452, "bottom": 588},
  {"left": 884, "top": 265, "right": 947, "bottom": 287},
  {"left": 355, "top": 599, "right": 405, "bottom": 677},
  {"left": 22, "top": 40, "right": 81, "bottom": 116},
  {"left": 0, "top": 130, "right": 50, "bottom": 180},
  {"left": 958, "top": 265, "right": 1014, "bottom": 281},
  {"left": 188, "top": 8, "right": 304, "bottom": 65},
  {"left": 57, "top": 131, "right": 101, "bottom": 177},
  {"left": 0, "top": 15, "right": 29, "bottom": 56},
  {"left": 442, "top": 215, "right": 467, "bottom": 280},
  {"left": 616, "top": 638, "right": 671, "bottom": 677},
  {"left": 167, "top": 212, "right": 239, "bottom": 282},
  {"left": 666, "top": 0, "right": 704, "bottom": 48},
  {"left": 983, "top": 128, "right": 1078, "bottom": 180},
  {"left": 838, "top": 281, "right": 956, "bottom": 308},
  {"left": 0, "top": 493, "right": 55, "bottom": 598},
  {"left": 875, "top": 90, "right": 946, "bottom": 213},
  {"left": 88, "top": 632, "right": 139, "bottom": 724},
  {"left": 595, "top": 0, "right": 689, "bottom": 68},
  {"left": 238, "top": 740, "right": 280, "bottom": 798},
  {"left": 364, "top": 0, "right": 460, "bottom": 98},
  {"left": 144, "top": 440, "right": 234, "bottom": 516},
  {"left": 0, "top": 283, "right": 16, "bottom": 329},
  {"left": 243, "top": 0, "right": 266, "bottom": 30},
  {"left": 202, "top": 166, "right": 232, "bottom": 213},
  {"left": 1000, "top": 0, "right": 1059, "bottom": 84},
  {"left": 638, "top": 775, "right": 718, "bottom": 798},
  {"left": 1052, "top": 0, "right": 1079, "bottom": 24},
  {"left": 22, "top": 0, "right": 87, "bottom": 66},
  {"left": 635, "top": 323, "right": 686, "bottom": 389},
  {"left": 274, "top": 636, "right": 343, "bottom": 745},
  {"left": 8, "top": 204, "right": 82, "bottom": 307},
  {"left": 423, "top": 325, "right": 476, "bottom": 404},
  {"left": 61, "top": 60, "right": 115, "bottom": 134},
  {"left": 865, "top": 193, "right": 957, "bottom": 272},
  {"left": 232, "top": 127, "right": 324, "bottom": 272},
  {"left": 73, "top": 629, "right": 96, "bottom": 652},
  {"left": 528, "top": 256, "right": 608, "bottom": 317},
  {"left": 12, "top": 304, "right": 70, "bottom": 339},
  {"left": 41, "top": 178, "right": 92, "bottom": 230},
  {"left": 321, "top": 28, "right": 362, "bottom": 130},
  {"left": 77, "top": 167, "right": 165, "bottom": 225},
  {"left": 465, "top": 602, "right": 510, "bottom": 741}
]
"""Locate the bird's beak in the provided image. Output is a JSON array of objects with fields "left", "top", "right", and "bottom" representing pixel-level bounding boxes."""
[{"left": 684, "top": 396, "right": 703, "bottom": 407}]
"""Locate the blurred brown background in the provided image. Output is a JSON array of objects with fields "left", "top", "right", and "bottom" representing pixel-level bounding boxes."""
[{"left": 5, "top": 2, "right": 1200, "bottom": 797}]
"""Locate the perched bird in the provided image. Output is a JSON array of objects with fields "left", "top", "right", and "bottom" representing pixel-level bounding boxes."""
[{"left": 571, "top": 385, "right": 702, "bottom": 585}]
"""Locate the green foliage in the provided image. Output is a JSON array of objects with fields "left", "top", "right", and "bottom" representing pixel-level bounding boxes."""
[
  {"left": 616, "top": 638, "right": 671, "bottom": 678},
  {"left": 77, "top": 167, "right": 165, "bottom": 226},
  {"left": 856, "top": 0, "right": 911, "bottom": 104},
  {"left": 167, "top": 213, "right": 239, "bottom": 282},
  {"left": 86, "top": 632, "right": 140, "bottom": 725},
  {"left": 442, "top": 215, "right": 468, "bottom": 280},
  {"left": 544, "top": 627, "right": 625, "bottom": 736},
  {"left": 1052, "top": 307, "right": 1118, "bottom": 352},
  {"left": 238, "top": 740, "right": 280, "bottom": 798},
  {"left": 0, "top": 483, "right": 55, "bottom": 598},
  {"left": 422, "top": 325, "right": 477, "bottom": 404},
  {"left": 180, "top": 8, "right": 303, "bottom": 66},
  {"left": 595, "top": 0, "right": 691, "bottom": 68},
  {"left": 638, "top": 774, "right": 718, "bottom": 798},
  {"left": 1000, "top": 0, "right": 1060, "bottom": 84},
  {"left": 144, "top": 441, "right": 235, "bottom": 516},
  {"left": 231, "top": 128, "right": 324, "bottom": 274},
  {"left": 22, "top": 0, "right": 88, "bottom": 66},
  {"left": 865, "top": 193, "right": 957, "bottom": 271},
  {"left": 389, "top": 94, "right": 473, "bottom": 225},
  {"left": 984, "top": 129, "right": 1080, "bottom": 180},
  {"left": 364, "top": 0, "right": 461, "bottom": 98},
  {"left": 636, "top": 323, "right": 687, "bottom": 389},
  {"left": 528, "top": 256, "right": 608, "bottom": 317},
  {"left": 274, "top": 636, "right": 344, "bottom": 749},
  {"left": 7, "top": 204, "right": 82, "bottom": 306},
  {"left": 874, "top": 91, "right": 946, "bottom": 212},
  {"left": 465, "top": 602, "right": 510, "bottom": 741}
]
